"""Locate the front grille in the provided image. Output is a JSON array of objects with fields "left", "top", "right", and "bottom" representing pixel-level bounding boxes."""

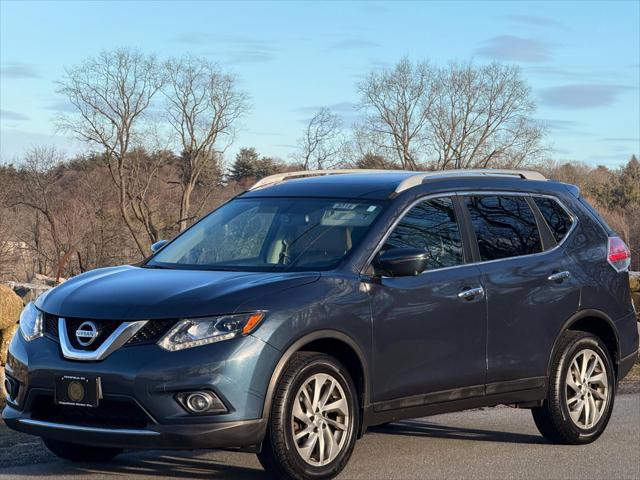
[
  {"left": 30, "top": 395, "right": 150, "bottom": 429},
  {"left": 44, "top": 313, "right": 59, "bottom": 341},
  {"left": 126, "top": 319, "right": 176, "bottom": 346},
  {"left": 43, "top": 313, "right": 176, "bottom": 349},
  {"left": 64, "top": 318, "right": 124, "bottom": 351}
]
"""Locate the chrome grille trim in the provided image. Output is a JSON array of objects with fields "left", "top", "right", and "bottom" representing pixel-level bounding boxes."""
[{"left": 58, "top": 318, "right": 147, "bottom": 361}]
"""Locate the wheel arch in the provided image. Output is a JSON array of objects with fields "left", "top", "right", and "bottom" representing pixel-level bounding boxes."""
[
  {"left": 261, "top": 330, "right": 370, "bottom": 432},
  {"left": 548, "top": 309, "right": 621, "bottom": 378}
]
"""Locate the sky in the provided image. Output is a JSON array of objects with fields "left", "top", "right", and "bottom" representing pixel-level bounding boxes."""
[{"left": 0, "top": 0, "right": 638, "bottom": 168}]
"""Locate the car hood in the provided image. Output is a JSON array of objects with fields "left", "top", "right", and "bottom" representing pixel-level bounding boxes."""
[{"left": 38, "top": 265, "right": 320, "bottom": 320}]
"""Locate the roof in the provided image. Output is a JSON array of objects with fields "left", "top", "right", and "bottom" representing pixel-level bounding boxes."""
[{"left": 241, "top": 169, "right": 549, "bottom": 200}]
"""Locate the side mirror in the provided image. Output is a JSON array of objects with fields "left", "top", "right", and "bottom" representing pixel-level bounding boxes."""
[
  {"left": 373, "top": 248, "right": 429, "bottom": 277},
  {"left": 150, "top": 239, "right": 168, "bottom": 254}
]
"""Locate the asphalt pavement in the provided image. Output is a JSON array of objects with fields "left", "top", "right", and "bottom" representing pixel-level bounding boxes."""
[{"left": 0, "top": 393, "right": 638, "bottom": 479}]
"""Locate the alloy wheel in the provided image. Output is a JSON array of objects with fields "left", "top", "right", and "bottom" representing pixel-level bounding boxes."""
[
  {"left": 291, "top": 373, "right": 350, "bottom": 467},
  {"left": 565, "top": 348, "right": 609, "bottom": 429}
]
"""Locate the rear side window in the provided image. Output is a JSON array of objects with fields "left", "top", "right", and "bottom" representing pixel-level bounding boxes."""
[
  {"left": 464, "top": 195, "right": 542, "bottom": 261},
  {"left": 383, "top": 197, "right": 463, "bottom": 270},
  {"left": 533, "top": 197, "right": 574, "bottom": 243}
]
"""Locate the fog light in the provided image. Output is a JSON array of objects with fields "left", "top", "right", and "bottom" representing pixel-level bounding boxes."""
[
  {"left": 4, "top": 377, "right": 18, "bottom": 401},
  {"left": 187, "top": 393, "right": 211, "bottom": 413},
  {"left": 176, "top": 391, "right": 227, "bottom": 415}
]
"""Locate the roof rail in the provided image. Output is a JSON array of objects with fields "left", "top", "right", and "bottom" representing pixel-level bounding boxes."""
[
  {"left": 248, "top": 169, "right": 405, "bottom": 190},
  {"left": 394, "top": 169, "right": 546, "bottom": 193},
  {"left": 248, "top": 168, "right": 546, "bottom": 192}
]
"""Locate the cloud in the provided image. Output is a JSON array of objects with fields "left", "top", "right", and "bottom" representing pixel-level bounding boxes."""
[
  {"left": 0, "top": 110, "right": 29, "bottom": 121},
  {"left": 601, "top": 137, "right": 640, "bottom": 143},
  {"left": 0, "top": 62, "right": 41, "bottom": 79},
  {"left": 0, "top": 129, "right": 86, "bottom": 162},
  {"left": 538, "top": 84, "right": 634, "bottom": 109},
  {"left": 525, "top": 65, "right": 614, "bottom": 82},
  {"left": 475, "top": 35, "right": 553, "bottom": 62},
  {"left": 505, "top": 14, "right": 563, "bottom": 28},
  {"left": 170, "top": 33, "right": 278, "bottom": 64},
  {"left": 330, "top": 39, "right": 381, "bottom": 50},
  {"left": 45, "top": 99, "right": 76, "bottom": 113},
  {"left": 538, "top": 118, "right": 581, "bottom": 131}
]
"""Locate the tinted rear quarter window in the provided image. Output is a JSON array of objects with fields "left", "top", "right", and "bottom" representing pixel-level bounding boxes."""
[
  {"left": 465, "top": 195, "right": 542, "bottom": 261},
  {"left": 383, "top": 197, "right": 463, "bottom": 270},
  {"left": 533, "top": 197, "right": 574, "bottom": 243}
]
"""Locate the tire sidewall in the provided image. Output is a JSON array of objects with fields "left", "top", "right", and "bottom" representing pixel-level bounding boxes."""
[
  {"left": 280, "top": 358, "right": 358, "bottom": 479},
  {"left": 557, "top": 336, "right": 616, "bottom": 441}
]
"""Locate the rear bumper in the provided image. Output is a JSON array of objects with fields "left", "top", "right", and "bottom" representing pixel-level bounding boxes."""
[
  {"left": 618, "top": 349, "right": 638, "bottom": 382},
  {"left": 2, "top": 404, "right": 266, "bottom": 449},
  {"left": 615, "top": 312, "right": 639, "bottom": 381}
]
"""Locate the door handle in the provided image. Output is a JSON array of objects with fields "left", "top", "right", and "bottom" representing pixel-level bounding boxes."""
[
  {"left": 458, "top": 286, "right": 484, "bottom": 301},
  {"left": 548, "top": 271, "right": 571, "bottom": 282}
]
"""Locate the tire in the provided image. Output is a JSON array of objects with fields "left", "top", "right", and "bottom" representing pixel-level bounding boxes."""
[
  {"left": 532, "top": 330, "right": 616, "bottom": 445},
  {"left": 257, "top": 352, "right": 359, "bottom": 480},
  {"left": 43, "top": 438, "right": 123, "bottom": 462}
]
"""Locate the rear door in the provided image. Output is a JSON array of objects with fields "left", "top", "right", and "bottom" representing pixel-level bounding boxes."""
[
  {"left": 367, "top": 195, "right": 487, "bottom": 405},
  {"left": 461, "top": 194, "right": 580, "bottom": 390}
]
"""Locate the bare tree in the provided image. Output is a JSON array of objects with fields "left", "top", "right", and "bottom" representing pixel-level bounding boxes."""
[
  {"left": 428, "top": 62, "right": 545, "bottom": 169},
  {"left": 13, "top": 148, "right": 90, "bottom": 282},
  {"left": 57, "top": 48, "right": 164, "bottom": 256},
  {"left": 163, "top": 55, "right": 248, "bottom": 231},
  {"left": 296, "top": 108, "right": 344, "bottom": 170},
  {"left": 357, "top": 58, "right": 545, "bottom": 170},
  {"left": 357, "top": 57, "right": 434, "bottom": 170},
  {"left": 0, "top": 166, "right": 19, "bottom": 278}
]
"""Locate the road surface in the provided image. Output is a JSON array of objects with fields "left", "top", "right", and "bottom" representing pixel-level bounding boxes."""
[{"left": 1, "top": 394, "right": 638, "bottom": 479}]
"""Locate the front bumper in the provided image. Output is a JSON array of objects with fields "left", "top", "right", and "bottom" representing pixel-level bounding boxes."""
[
  {"left": 2, "top": 329, "right": 280, "bottom": 449},
  {"left": 2, "top": 404, "right": 266, "bottom": 449}
]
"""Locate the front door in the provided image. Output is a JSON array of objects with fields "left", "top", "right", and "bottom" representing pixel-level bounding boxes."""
[{"left": 366, "top": 196, "right": 487, "bottom": 405}]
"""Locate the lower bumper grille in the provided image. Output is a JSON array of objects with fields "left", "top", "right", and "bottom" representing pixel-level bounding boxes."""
[{"left": 30, "top": 395, "right": 150, "bottom": 429}]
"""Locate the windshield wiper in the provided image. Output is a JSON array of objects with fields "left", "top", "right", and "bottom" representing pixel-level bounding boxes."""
[{"left": 141, "top": 264, "right": 173, "bottom": 269}]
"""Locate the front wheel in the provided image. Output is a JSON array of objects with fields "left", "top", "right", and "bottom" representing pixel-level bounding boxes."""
[
  {"left": 43, "top": 438, "right": 123, "bottom": 462},
  {"left": 257, "top": 352, "right": 359, "bottom": 480},
  {"left": 532, "top": 330, "right": 615, "bottom": 444}
]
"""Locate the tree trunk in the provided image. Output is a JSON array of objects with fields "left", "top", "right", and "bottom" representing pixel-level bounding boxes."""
[{"left": 178, "top": 182, "right": 194, "bottom": 232}]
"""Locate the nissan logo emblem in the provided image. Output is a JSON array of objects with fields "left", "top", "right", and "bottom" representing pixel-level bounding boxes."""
[{"left": 75, "top": 321, "right": 99, "bottom": 347}]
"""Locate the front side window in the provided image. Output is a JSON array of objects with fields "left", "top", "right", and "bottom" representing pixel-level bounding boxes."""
[
  {"left": 465, "top": 195, "right": 542, "bottom": 261},
  {"left": 382, "top": 197, "right": 464, "bottom": 271},
  {"left": 147, "top": 197, "right": 384, "bottom": 271},
  {"left": 533, "top": 197, "right": 573, "bottom": 243}
]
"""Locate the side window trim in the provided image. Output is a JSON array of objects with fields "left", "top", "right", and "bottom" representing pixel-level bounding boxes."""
[
  {"left": 452, "top": 194, "right": 480, "bottom": 263},
  {"left": 363, "top": 193, "right": 472, "bottom": 275},
  {"left": 363, "top": 190, "right": 579, "bottom": 274},
  {"left": 530, "top": 194, "right": 578, "bottom": 249},
  {"left": 525, "top": 196, "right": 557, "bottom": 251},
  {"left": 456, "top": 191, "right": 579, "bottom": 266}
]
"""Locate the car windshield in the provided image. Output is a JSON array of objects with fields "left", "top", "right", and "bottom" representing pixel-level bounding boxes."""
[{"left": 146, "top": 197, "right": 385, "bottom": 272}]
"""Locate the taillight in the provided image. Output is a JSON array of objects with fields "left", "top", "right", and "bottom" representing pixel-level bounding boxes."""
[{"left": 607, "top": 236, "right": 631, "bottom": 272}]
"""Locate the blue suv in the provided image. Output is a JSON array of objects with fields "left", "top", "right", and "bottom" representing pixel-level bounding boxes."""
[{"left": 3, "top": 169, "right": 638, "bottom": 479}]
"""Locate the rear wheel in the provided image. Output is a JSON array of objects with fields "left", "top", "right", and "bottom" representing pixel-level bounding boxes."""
[
  {"left": 257, "top": 352, "right": 358, "bottom": 479},
  {"left": 43, "top": 438, "right": 123, "bottom": 462},
  {"left": 532, "top": 331, "right": 615, "bottom": 444}
]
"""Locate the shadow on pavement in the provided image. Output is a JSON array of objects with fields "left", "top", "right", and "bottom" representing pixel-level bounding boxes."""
[
  {"left": 4, "top": 451, "right": 270, "bottom": 479},
  {"left": 369, "top": 419, "right": 548, "bottom": 445}
]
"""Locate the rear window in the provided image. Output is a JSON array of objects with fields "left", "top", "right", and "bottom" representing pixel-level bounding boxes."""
[
  {"left": 533, "top": 197, "right": 574, "bottom": 243},
  {"left": 464, "top": 195, "right": 542, "bottom": 261}
]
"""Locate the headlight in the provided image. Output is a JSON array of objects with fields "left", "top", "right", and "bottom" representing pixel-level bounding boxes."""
[
  {"left": 19, "top": 302, "right": 44, "bottom": 342},
  {"left": 158, "top": 312, "right": 265, "bottom": 352}
]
